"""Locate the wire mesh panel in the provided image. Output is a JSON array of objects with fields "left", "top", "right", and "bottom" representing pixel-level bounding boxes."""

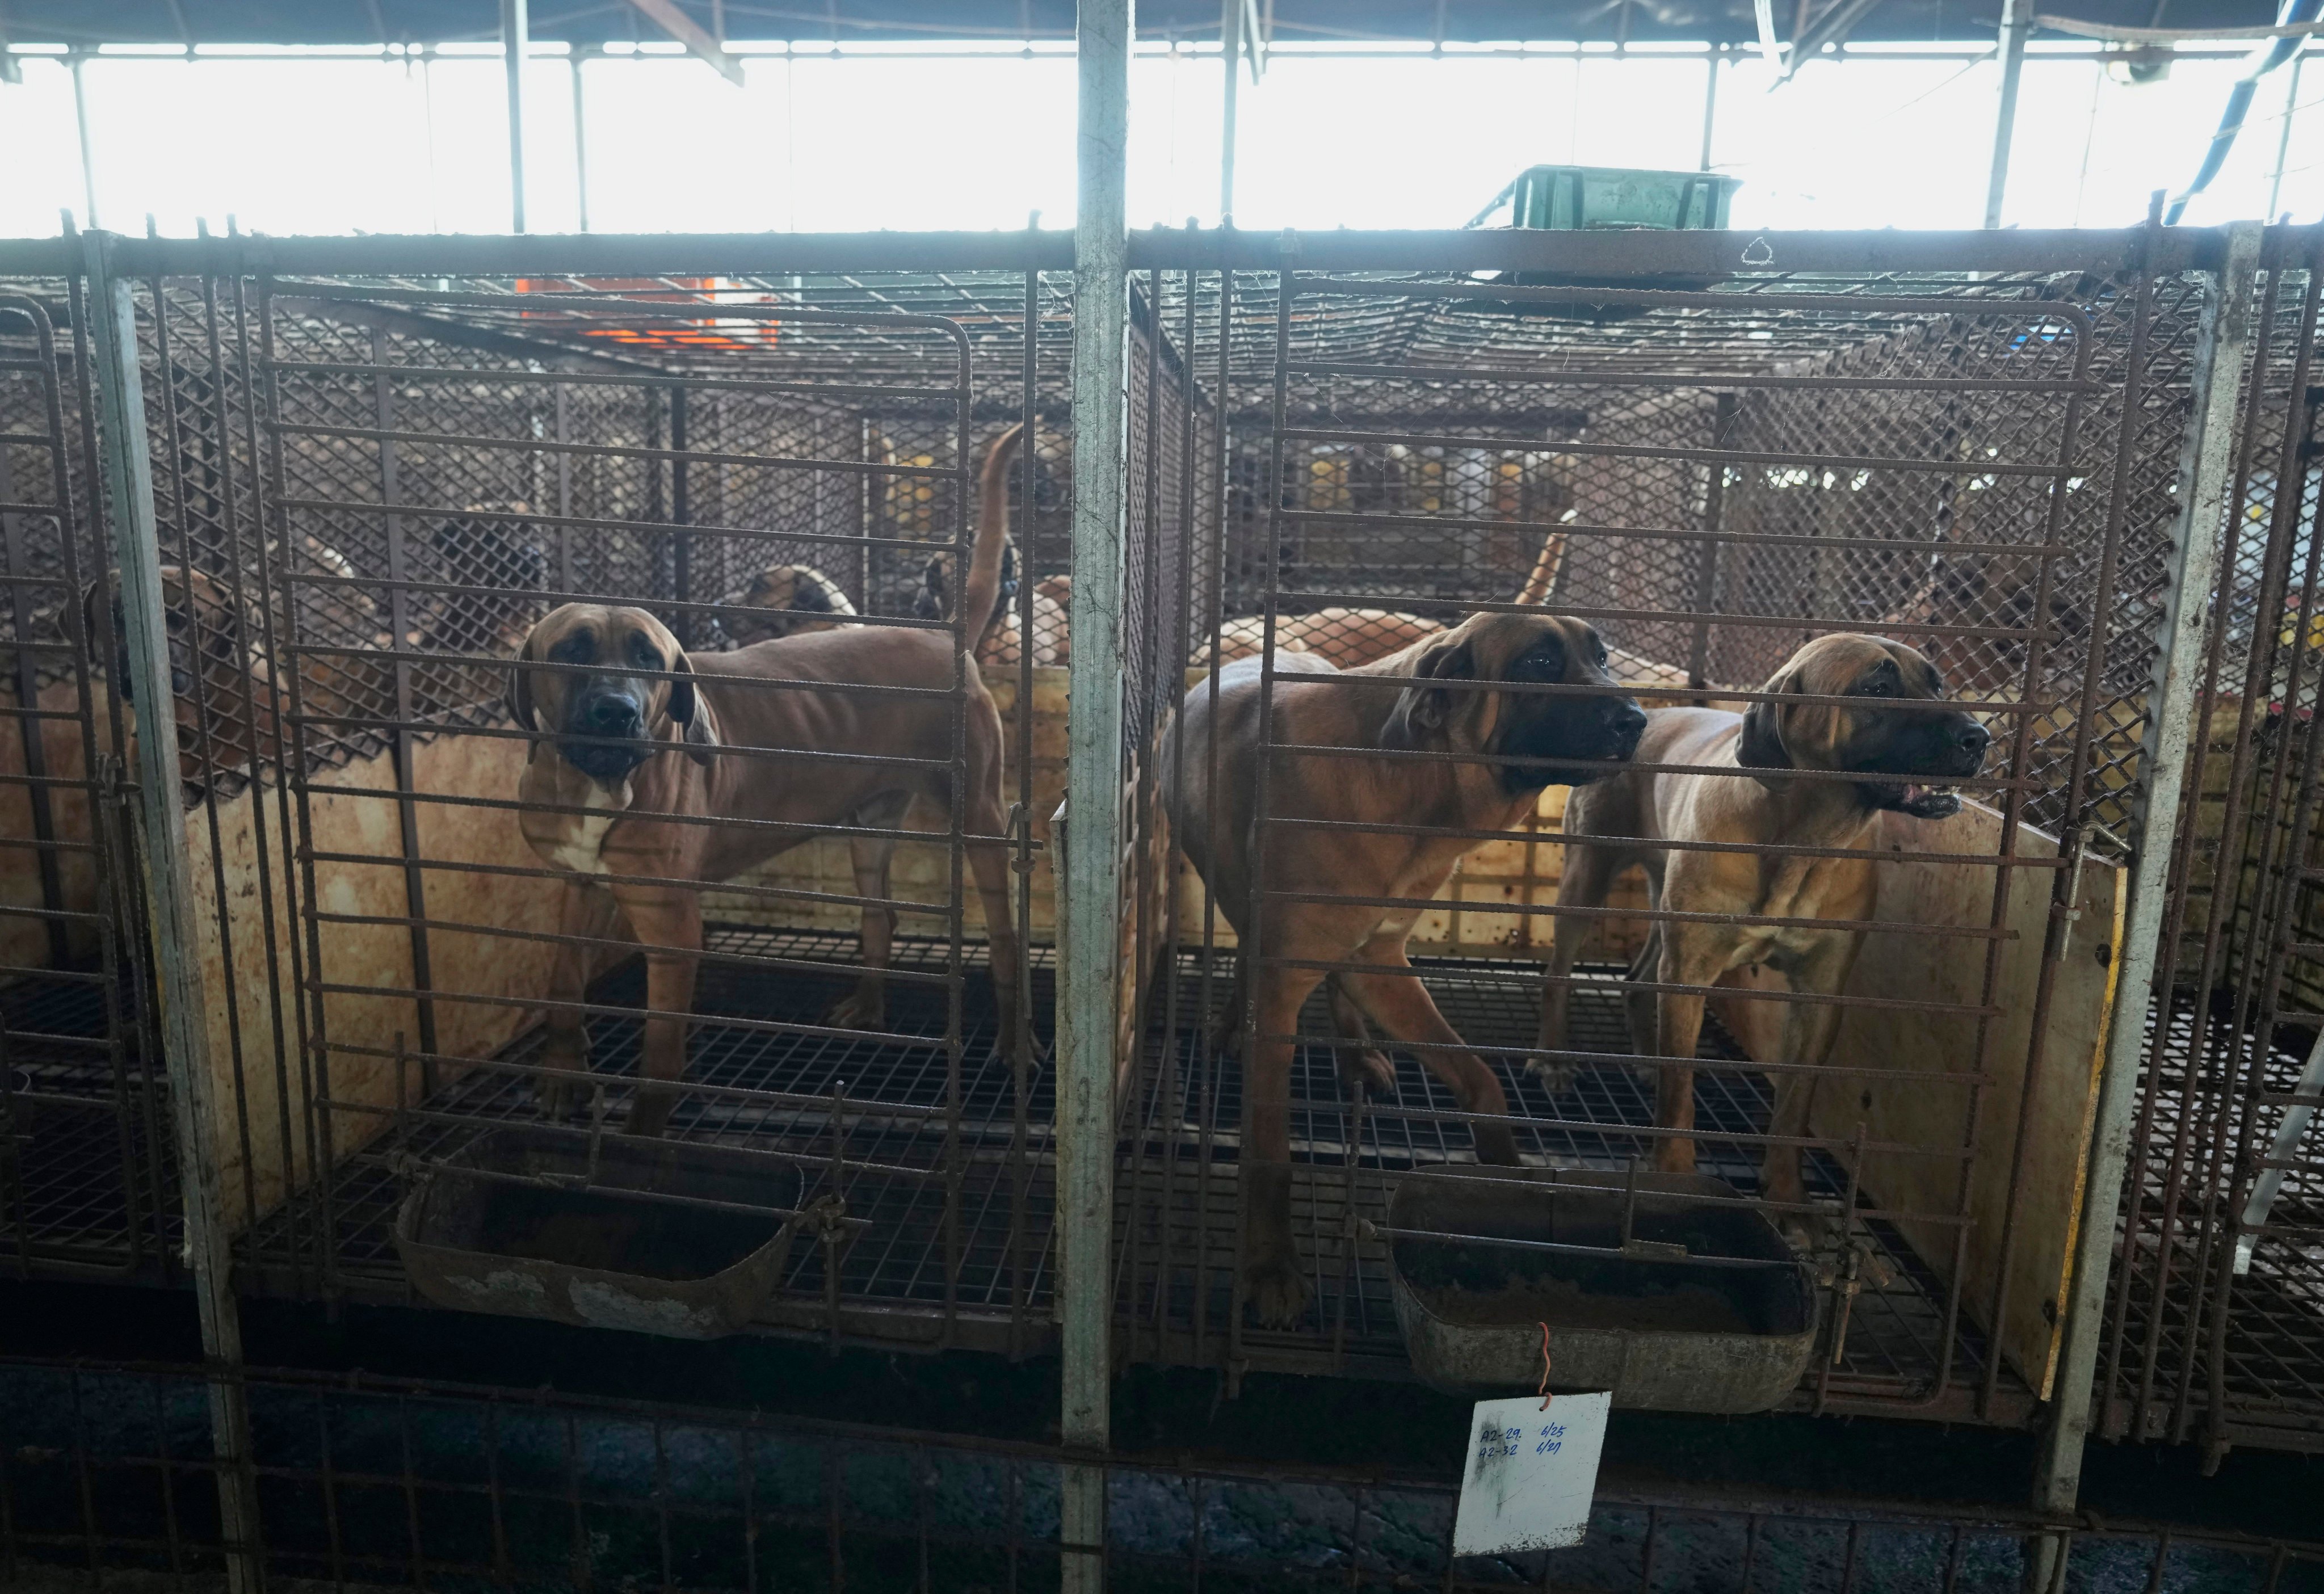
[
  {"left": 4, "top": 1355, "right": 2318, "bottom": 1594},
  {"left": 1136, "top": 251, "right": 2190, "bottom": 1428},
  {"left": 2101, "top": 229, "right": 2324, "bottom": 1458},
  {"left": 94, "top": 264, "right": 1168, "bottom": 1358},
  {"left": 0, "top": 278, "right": 171, "bottom": 1282}
]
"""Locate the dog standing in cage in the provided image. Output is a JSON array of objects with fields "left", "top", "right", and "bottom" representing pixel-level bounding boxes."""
[
  {"left": 506, "top": 425, "right": 1029, "bottom": 1135},
  {"left": 1166, "top": 608, "right": 1647, "bottom": 1325},
  {"left": 1533, "top": 633, "right": 1990, "bottom": 1233}
]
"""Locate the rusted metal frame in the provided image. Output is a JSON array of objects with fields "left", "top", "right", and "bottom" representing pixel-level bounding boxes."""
[
  {"left": 554, "top": 385, "right": 575, "bottom": 590},
  {"left": 0, "top": 302, "right": 69, "bottom": 968},
  {"left": 1191, "top": 269, "right": 1235, "bottom": 1366},
  {"left": 276, "top": 417, "right": 963, "bottom": 483},
  {"left": 1966, "top": 266, "right": 2103, "bottom": 1423},
  {"left": 266, "top": 355, "right": 961, "bottom": 407},
  {"left": 1272, "top": 813, "right": 2071, "bottom": 867},
  {"left": 1229, "top": 257, "right": 1297, "bottom": 1387},
  {"left": 1271, "top": 741, "right": 2035, "bottom": 792},
  {"left": 1270, "top": 668, "right": 2049, "bottom": 714},
  {"left": 1122, "top": 272, "right": 1170, "bottom": 1364},
  {"left": 1152, "top": 263, "right": 1204, "bottom": 1366},
  {"left": 306, "top": 977, "right": 946, "bottom": 1053},
  {"left": 260, "top": 278, "right": 348, "bottom": 1303},
  {"left": 308, "top": 906, "right": 953, "bottom": 985},
  {"left": 2042, "top": 221, "right": 2260, "bottom": 1514},
  {"left": 233, "top": 271, "right": 325, "bottom": 1297},
  {"left": 273, "top": 494, "right": 965, "bottom": 561},
  {"left": 2113, "top": 237, "right": 2310, "bottom": 1441},
  {"left": 371, "top": 324, "right": 444, "bottom": 1093},
  {"left": 1283, "top": 423, "right": 2078, "bottom": 480},
  {"left": 1, "top": 295, "right": 141, "bottom": 1277},
  {"left": 195, "top": 271, "right": 307, "bottom": 1286},
  {"left": 1005, "top": 263, "right": 1039, "bottom": 1361},
  {"left": 1288, "top": 360, "right": 2100, "bottom": 396},
  {"left": 941, "top": 312, "right": 974, "bottom": 1352},
  {"left": 1277, "top": 587, "right": 2062, "bottom": 644},
  {"left": 146, "top": 1377, "right": 183, "bottom": 1576},
  {"left": 669, "top": 380, "right": 691, "bottom": 648},
  {"left": 1266, "top": 891, "right": 2015, "bottom": 941},
  {"left": 2202, "top": 270, "right": 2324, "bottom": 1460},
  {"left": 1297, "top": 277, "right": 2105, "bottom": 332},
  {"left": 148, "top": 275, "right": 269, "bottom": 1242},
  {"left": 301, "top": 844, "right": 966, "bottom": 914},
  {"left": 1686, "top": 393, "right": 1737, "bottom": 691},
  {"left": 82, "top": 229, "right": 263, "bottom": 1594}
]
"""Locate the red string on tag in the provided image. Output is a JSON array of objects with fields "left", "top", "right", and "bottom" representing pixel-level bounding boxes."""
[{"left": 1537, "top": 1321, "right": 1553, "bottom": 1411}]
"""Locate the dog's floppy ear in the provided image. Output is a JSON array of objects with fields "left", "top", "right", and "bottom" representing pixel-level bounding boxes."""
[
  {"left": 665, "top": 649, "right": 721, "bottom": 767},
  {"left": 1381, "top": 633, "right": 1477, "bottom": 751},
  {"left": 1737, "top": 665, "right": 1798, "bottom": 790}
]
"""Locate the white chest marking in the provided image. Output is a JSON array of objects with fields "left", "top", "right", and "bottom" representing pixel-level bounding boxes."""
[{"left": 543, "top": 782, "right": 627, "bottom": 876}]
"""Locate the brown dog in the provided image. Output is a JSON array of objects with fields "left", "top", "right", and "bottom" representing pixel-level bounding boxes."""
[
  {"left": 1536, "top": 633, "right": 1990, "bottom": 1220},
  {"left": 1166, "top": 609, "right": 1647, "bottom": 1324},
  {"left": 508, "top": 426, "right": 1028, "bottom": 1135},
  {"left": 725, "top": 563, "right": 858, "bottom": 645}
]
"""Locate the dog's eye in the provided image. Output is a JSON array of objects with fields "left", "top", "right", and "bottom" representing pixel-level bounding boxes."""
[
  {"left": 1859, "top": 678, "right": 1896, "bottom": 697},
  {"left": 629, "top": 634, "right": 663, "bottom": 671},
  {"left": 1592, "top": 634, "right": 1609, "bottom": 666}
]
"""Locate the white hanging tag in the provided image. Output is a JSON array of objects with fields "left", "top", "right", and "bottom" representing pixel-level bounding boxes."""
[{"left": 1451, "top": 1391, "right": 1612, "bottom": 1558}]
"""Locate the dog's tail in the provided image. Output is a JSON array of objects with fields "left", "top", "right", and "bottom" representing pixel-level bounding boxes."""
[
  {"left": 956, "top": 423, "right": 1027, "bottom": 652},
  {"left": 1514, "top": 528, "right": 1568, "bottom": 605}
]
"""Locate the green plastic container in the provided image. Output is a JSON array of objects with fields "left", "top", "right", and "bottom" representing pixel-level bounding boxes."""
[{"left": 1468, "top": 165, "right": 1742, "bottom": 232}]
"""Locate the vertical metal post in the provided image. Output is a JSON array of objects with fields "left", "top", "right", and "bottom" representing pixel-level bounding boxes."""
[
  {"left": 1062, "top": 0, "right": 1133, "bottom": 1587},
  {"left": 670, "top": 385, "right": 691, "bottom": 649},
  {"left": 501, "top": 0, "right": 530, "bottom": 233},
  {"left": 1983, "top": 0, "right": 2032, "bottom": 228},
  {"left": 570, "top": 46, "right": 592, "bottom": 233},
  {"left": 2035, "top": 220, "right": 2263, "bottom": 1519},
  {"left": 1219, "top": 0, "right": 1241, "bottom": 222},
  {"left": 70, "top": 53, "right": 100, "bottom": 232},
  {"left": 81, "top": 230, "right": 263, "bottom": 1594},
  {"left": 2268, "top": 52, "right": 2305, "bottom": 220},
  {"left": 1698, "top": 45, "right": 1721, "bottom": 173}
]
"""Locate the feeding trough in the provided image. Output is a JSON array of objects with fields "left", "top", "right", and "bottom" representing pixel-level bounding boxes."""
[
  {"left": 394, "top": 1128, "right": 810, "bottom": 1339},
  {"left": 1386, "top": 1167, "right": 1818, "bottom": 1413}
]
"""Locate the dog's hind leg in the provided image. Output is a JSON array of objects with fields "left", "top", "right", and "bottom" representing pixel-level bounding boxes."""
[
  {"left": 1764, "top": 932, "right": 1863, "bottom": 1247},
  {"left": 1242, "top": 959, "right": 1329, "bottom": 1328},
  {"left": 1326, "top": 974, "right": 1396, "bottom": 1096},
  {"left": 613, "top": 884, "right": 703, "bottom": 1139},
  {"left": 827, "top": 792, "right": 912, "bottom": 1032},
  {"left": 539, "top": 880, "right": 621, "bottom": 1121},
  {"left": 1339, "top": 936, "right": 1523, "bottom": 1168}
]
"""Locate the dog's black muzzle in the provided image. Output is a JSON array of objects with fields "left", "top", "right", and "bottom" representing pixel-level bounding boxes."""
[
  {"left": 1859, "top": 709, "right": 1990, "bottom": 819},
  {"left": 560, "top": 687, "right": 654, "bottom": 781},
  {"left": 1501, "top": 686, "right": 1649, "bottom": 793}
]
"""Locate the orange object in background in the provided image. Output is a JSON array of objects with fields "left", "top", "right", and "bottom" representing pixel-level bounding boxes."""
[{"left": 513, "top": 276, "right": 777, "bottom": 351}]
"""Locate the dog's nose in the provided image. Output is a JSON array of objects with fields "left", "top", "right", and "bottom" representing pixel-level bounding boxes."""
[
  {"left": 1609, "top": 700, "right": 1649, "bottom": 748},
  {"left": 1955, "top": 720, "right": 1991, "bottom": 762},
  {"left": 583, "top": 693, "right": 641, "bottom": 734}
]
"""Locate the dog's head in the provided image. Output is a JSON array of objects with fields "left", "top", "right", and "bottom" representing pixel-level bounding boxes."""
[
  {"left": 915, "top": 539, "right": 1020, "bottom": 623},
  {"left": 1737, "top": 633, "right": 1991, "bottom": 819},
  {"left": 435, "top": 511, "right": 547, "bottom": 598},
  {"left": 1381, "top": 609, "right": 1646, "bottom": 793},
  {"left": 729, "top": 564, "right": 855, "bottom": 645},
  {"left": 82, "top": 565, "right": 250, "bottom": 704},
  {"left": 507, "top": 604, "right": 720, "bottom": 784}
]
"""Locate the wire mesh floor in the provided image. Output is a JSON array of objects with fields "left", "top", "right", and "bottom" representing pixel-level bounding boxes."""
[
  {"left": 1119, "top": 951, "right": 2015, "bottom": 1414},
  {"left": 239, "top": 927, "right": 1056, "bottom": 1350}
]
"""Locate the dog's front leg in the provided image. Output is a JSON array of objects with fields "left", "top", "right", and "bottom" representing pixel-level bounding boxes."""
[
  {"left": 539, "top": 880, "right": 620, "bottom": 1120},
  {"left": 616, "top": 884, "right": 703, "bottom": 1138},
  {"left": 1650, "top": 931, "right": 1716, "bottom": 1175},
  {"left": 1764, "top": 932, "right": 1863, "bottom": 1222},
  {"left": 1242, "top": 963, "right": 1326, "bottom": 1327},
  {"left": 1339, "top": 939, "right": 1522, "bottom": 1166}
]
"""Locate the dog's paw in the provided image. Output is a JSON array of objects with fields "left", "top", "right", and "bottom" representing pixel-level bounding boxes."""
[
  {"left": 1244, "top": 1256, "right": 1312, "bottom": 1328},
  {"left": 824, "top": 990, "right": 888, "bottom": 1032},
  {"left": 536, "top": 1074, "right": 584, "bottom": 1122},
  {"left": 1525, "top": 1054, "right": 1579, "bottom": 1094},
  {"left": 1337, "top": 1046, "right": 1397, "bottom": 1096}
]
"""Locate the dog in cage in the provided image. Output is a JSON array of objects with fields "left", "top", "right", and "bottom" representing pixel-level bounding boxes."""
[
  {"left": 505, "top": 425, "right": 1029, "bottom": 1135},
  {"left": 913, "top": 539, "right": 1069, "bottom": 668},
  {"left": 1165, "top": 608, "right": 1648, "bottom": 1326},
  {"left": 724, "top": 564, "right": 859, "bottom": 645},
  {"left": 83, "top": 563, "right": 288, "bottom": 783},
  {"left": 1534, "top": 634, "right": 1991, "bottom": 1240}
]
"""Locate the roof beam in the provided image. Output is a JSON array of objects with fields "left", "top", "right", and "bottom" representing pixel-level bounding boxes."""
[{"left": 623, "top": 0, "right": 746, "bottom": 85}]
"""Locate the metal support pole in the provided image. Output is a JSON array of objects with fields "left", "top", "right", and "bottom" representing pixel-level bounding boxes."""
[
  {"left": 1984, "top": 0, "right": 2032, "bottom": 228},
  {"left": 70, "top": 53, "right": 100, "bottom": 231},
  {"left": 571, "top": 46, "right": 592, "bottom": 233},
  {"left": 1061, "top": 0, "right": 1132, "bottom": 1587},
  {"left": 501, "top": 0, "right": 529, "bottom": 233},
  {"left": 1699, "top": 45, "right": 1721, "bottom": 172},
  {"left": 81, "top": 229, "right": 263, "bottom": 1594},
  {"left": 1219, "top": 0, "right": 1241, "bottom": 223},
  {"left": 2268, "top": 51, "right": 2306, "bottom": 220},
  {"left": 2034, "top": 220, "right": 2264, "bottom": 1520}
]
